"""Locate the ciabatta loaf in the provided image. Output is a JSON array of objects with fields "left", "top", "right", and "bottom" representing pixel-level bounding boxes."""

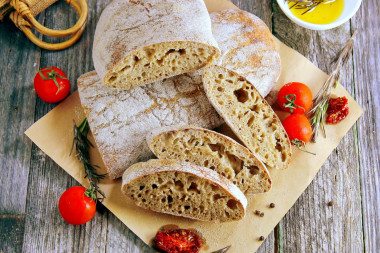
[
  {"left": 147, "top": 125, "right": 271, "bottom": 194},
  {"left": 122, "top": 159, "right": 247, "bottom": 222},
  {"left": 202, "top": 65, "right": 291, "bottom": 170},
  {"left": 93, "top": 0, "right": 220, "bottom": 90},
  {"left": 77, "top": 71, "right": 223, "bottom": 179},
  {"left": 210, "top": 9, "right": 281, "bottom": 97}
]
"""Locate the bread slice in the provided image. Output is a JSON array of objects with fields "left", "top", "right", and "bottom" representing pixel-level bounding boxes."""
[
  {"left": 202, "top": 65, "right": 292, "bottom": 170},
  {"left": 210, "top": 9, "right": 281, "bottom": 97},
  {"left": 77, "top": 71, "right": 223, "bottom": 179},
  {"left": 147, "top": 125, "right": 271, "bottom": 195},
  {"left": 122, "top": 159, "right": 247, "bottom": 222},
  {"left": 93, "top": 0, "right": 220, "bottom": 90}
]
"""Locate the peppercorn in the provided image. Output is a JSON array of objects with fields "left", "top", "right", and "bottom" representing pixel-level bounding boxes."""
[
  {"left": 328, "top": 201, "right": 334, "bottom": 206},
  {"left": 255, "top": 210, "right": 260, "bottom": 215},
  {"left": 259, "top": 236, "right": 264, "bottom": 241},
  {"left": 260, "top": 212, "right": 264, "bottom": 217},
  {"left": 269, "top": 203, "right": 275, "bottom": 208}
]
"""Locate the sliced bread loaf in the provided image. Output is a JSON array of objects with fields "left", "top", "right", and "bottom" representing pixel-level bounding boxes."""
[
  {"left": 122, "top": 159, "right": 247, "bottom": 222},
  {"left": 210, "top": 9, "right": 281, "bottom": 97},
  {"left": 147, "top": 125, "right": 271, "bottom": 195},
  {"left": 202, "top": 65, "right": 292, "bottom": 170},
  {"left": 77, "top": 71, "right": 223, "bottom": 179},
  {"left": 93, "top": 0, "right": 220, "bottom": 90}
]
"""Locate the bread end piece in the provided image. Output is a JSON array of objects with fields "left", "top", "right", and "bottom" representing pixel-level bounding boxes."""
[{"left": 122, "top": 159, "right": 247, "bottom": 222}]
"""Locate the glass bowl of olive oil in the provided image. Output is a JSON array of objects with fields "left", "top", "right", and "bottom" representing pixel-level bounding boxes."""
[{"left": 277, "top": 0, "right": 362, "bottom": 30}]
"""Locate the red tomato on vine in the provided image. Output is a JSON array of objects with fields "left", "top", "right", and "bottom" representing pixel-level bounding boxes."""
[
  {"left": 34, "top": 67, "right": 70, "bottom": 103},
  {"left": 278, "top": 82, "right": 313, "bottom": 114}
]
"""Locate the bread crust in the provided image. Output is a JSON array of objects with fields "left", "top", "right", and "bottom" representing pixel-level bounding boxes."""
[
  {"left": 77, "top": 71, "right": 223, "bottom": 179},
  {"left": 147, "top": 125, "right": 272, "bottom": 194},
  {"left": 93, "top": 0, "right": 220, "bottom": 89},
  {"left": 210, "top": 9, "right": 281, "bottom": 97},
  {"left": 122, "top": 159, "right": 247, "bottom": 222},
  {"left": 202, "top": 65, "right": 292, "bottom": 170}
]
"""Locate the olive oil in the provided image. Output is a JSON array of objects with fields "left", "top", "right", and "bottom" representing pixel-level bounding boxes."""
[{"left": 289, "top": 0, "right": 345, "bottom": 25}]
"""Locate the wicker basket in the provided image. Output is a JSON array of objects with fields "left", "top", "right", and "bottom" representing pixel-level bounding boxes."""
[{"left": 0, "top": 0, "right": 88, "bottom": 50}]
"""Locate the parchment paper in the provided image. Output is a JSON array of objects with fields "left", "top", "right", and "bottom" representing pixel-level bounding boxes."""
[{"left": 25, "top": 0, "right": 363, "bottom": 252}]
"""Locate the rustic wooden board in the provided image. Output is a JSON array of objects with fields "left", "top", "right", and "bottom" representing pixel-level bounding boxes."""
[{"left": 0, "top": 0, "right": 378, "bottom": 252}]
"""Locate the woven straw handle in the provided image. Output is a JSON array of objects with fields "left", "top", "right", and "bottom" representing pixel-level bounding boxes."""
[{"left": 9, "top": 0, "right": 88, "bottom": 50}]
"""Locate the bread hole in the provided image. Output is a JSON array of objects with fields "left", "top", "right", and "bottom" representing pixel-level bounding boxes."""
[
  {"left": 184, "top": 205, "right": 190, "bottom": 210},
  {"left": 144, "top": 63, "right": 150, "bottom": 67},
  {"left": 216, "top": 79, "right": 222, "bottom": 84},
  {"left": 217, "top": 87, "right": 224, "bottom": 92},
  {"left": 208, "top": 143, "right": 225, "bottom": 153},
  {"left": 157, "top": 59, "right": 163, "bottom": 65},
  {"left": 248, "top": 166, "right": 260, "bottom": 176},
  {"left": 250, "top": 105, "right": 260, "bottom": 113},
  {"left": 225, "top": 211, "right": 230, "bottom": 218},
  {"left": 226, "top": 152, "right": 243, "bottom": 174},
  {"left": 238, "top": 77, "right": 245, "bottom": 82},
  {"left": 275, "top": 138, "right": 283, "bottom": 152},
  {"left": 174, "top": 180, "right": 184, "bottom": 191},
  {"left": 167, "top": 195, "right": 173, "bottom": 203},
  {"left": 247, "top": 115, "right": 255, "bottom": 126},
  {"left": 145, "top": 48, "right": 155, "bottom": 57},
  {"left": 152, "top": 184, "right": 158, "bottom": 189},
  {"left": 218, "top": 74, "right": 224, "bottom": 79},
  {"left": 139, "top": 185, "right": 145, "bottom": 190},
  {"left": 282, "top": 152, "right": 287, "bottom": 162},
  {"left": 210, "top": 165, "right": 216, "bottom": 171},
  {"left": 142, "top": 198, "right": 146, "bottom": 203},
  {"left": 108, "top": 76, "right": 117, "bottom": 82},
  {"left": 120, "top": 65, "right": 131, "bottom": 72},
  {"left": 204, "top": 160, "right": 209, "bottom": 167},
  {"left": 211, "top": 184, "right": 218, "bottom": 191},
  {"left": 218, "top": 101, "right": 224, "bottom": 105},
  {"left": 179, "top": 49, "right": 186, "bottom": 55},
  {"left": 158, "top": 177, "right": 163, "bottom": 184},
  {"left": 134, "top": 55, "right": 140, "bottom": 62},
  {"left": 188, "top": 182, "right": 200, "bottom": 194},
  {"left": 234, "top": 88, "right": 249, "bottom": 103},
  {"left": 213, "top": 194, "right": 224, "bottom": 201},
  {"left": 161, "top": 197, "right": 166, "bottom": 203},
  {"left": 138, "top": 194, "right": 142, "bottom": 198},
  {"left": 227, "top": 199, "right": 238, "bottom": 210},
  {"left": 142, "top": 72, "right": 147, "bottom": 77},
  {"left": 137, "top": 76, "right": 142, "bottom": 81},
  {"left": 226, "top": 79, "right": 233, "bottom": 84}
]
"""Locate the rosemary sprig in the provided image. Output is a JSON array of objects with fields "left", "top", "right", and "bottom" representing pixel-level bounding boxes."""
[
  {"left": 70, "top": 118, "right": 107, "bottom": 202},
  {"left": 308, "top": 30, "right": 358, "bottom": 142}
]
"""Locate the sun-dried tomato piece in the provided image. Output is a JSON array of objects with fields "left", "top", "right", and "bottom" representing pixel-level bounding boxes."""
[
  {"left": 326, "top": 96, "right": 349, "bottom": 124},
  {"left": 155, "top": 229, "right": 202, "bottom": 253}
]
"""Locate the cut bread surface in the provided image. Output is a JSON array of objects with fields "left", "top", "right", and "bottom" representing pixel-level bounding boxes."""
[
  {"left": 203, "top": 65, "right": 292, "bottom": 170},
  {"left": 93, "top": 0, "right": 220, "bottom": 90},
  {"left": 122, "top": 159, "right": 247, "bottom": 222},
  {"left": 105, "top": 42, "right": 219, "bottom": 89},
  {"left": 147, "top": 125, "right": 271, "bottom": 194}
]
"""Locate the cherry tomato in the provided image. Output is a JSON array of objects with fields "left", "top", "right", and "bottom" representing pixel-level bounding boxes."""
[
  {"left": 155, "top": 229, "right": 202, "bottom": 253},
  {"left": 58, "top": 186, "right": 96, "bottom": 225},
  {"left": 278, "top": 82, "right": 313, "bottom": 114},
  {"left": 282, "top": 114, "right": 312, "bottom": 144},
  {"left": 34, "top": 67, "right": 70, "bottom": 103}
]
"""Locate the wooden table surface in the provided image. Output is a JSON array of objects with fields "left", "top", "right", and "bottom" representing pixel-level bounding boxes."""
[{"left": 0, "top": 0, "right": 379, "bottom": 252}]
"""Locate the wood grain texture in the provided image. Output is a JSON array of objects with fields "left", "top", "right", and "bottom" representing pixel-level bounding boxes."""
[
  {"left": 351, "top": 0, "right": 380, "bottom": 252},
  {"left": 272, "top": 1, "right": 364, "bottom": 252}
]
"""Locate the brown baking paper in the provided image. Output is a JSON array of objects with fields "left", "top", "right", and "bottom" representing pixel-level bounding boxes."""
[{"left": 25, "top": 0, "right": 363, "bottom": 252}]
